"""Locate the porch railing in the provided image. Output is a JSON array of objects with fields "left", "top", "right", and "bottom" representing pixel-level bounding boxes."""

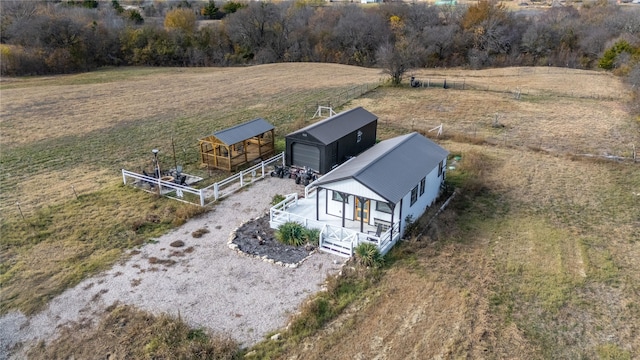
[
  {"left": 269, "top": 193, "right": 327, "bottom": 230},
  {"left": 269, "top": 192, "right": 402, "bottom": 258}
]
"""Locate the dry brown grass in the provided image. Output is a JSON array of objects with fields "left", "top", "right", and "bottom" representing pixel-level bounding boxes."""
[
  {"left": 27, "top": 304, "right": 240, "bottom": 360},
  {"left": 0, "top": 64, "right": 381, "bottom": 148},
  {"left": 352, "top": 67, "right": 638, "bottom": 157},
  {"left": 2, "top": 64, "right": 639, "bottom": 358},
  {"left": 0, "top": 63, "right": 383, "bottom": 219}
]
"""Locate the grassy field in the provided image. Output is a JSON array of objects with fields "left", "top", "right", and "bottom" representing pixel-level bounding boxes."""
[
  {"left": 1, "top": 64, "right": 639, "bottom": 358},
  {"left": 0, "top": 63, "right": 382, "bottom": 315}
]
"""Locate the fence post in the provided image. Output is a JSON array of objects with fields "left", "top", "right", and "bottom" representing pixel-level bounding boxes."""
[
  {"left": 122, "top": 169, "right": 127, "bottom": 185},
  {"left": 214, "top": 183, "right": 219, "bottom": 200},
  {"left": 261, "top": 162, "right": 265, "bottom": 177},
  {"left": 200, "top": 189, "right": 205, "bottom": 207},
  {"left": 240, "top": 170, "right": 244, "bottom": 188}
]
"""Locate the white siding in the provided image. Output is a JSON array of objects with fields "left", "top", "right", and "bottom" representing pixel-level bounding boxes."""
[
  {"left": 369, "top": 200, "right": 395, "bottom": 226},
  {"left": 399, "top": 161, "right": 445, "bottom": 235},
  {"left": 320, "top": 179, "right": 386, "bottom": 202},
  {"left": 326, "top": 191, "right": 355, "bottom": 220},
  {"left": 320, "top": 158, "right": 446, "bottom": 234}
]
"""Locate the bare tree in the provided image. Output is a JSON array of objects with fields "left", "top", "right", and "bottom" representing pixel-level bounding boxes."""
[
  {"left": 223, "top": 1, "right": 284, "bottom": 63},
  {"left": 423, "top": 24, "right": 458, "bottom": 66}
]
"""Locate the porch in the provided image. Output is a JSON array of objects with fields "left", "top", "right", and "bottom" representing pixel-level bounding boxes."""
[{"left": 269, "top": 189, "right": 401, "bottom": 258}]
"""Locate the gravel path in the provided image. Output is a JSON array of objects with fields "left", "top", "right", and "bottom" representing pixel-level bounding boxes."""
[{"left": 0, "top": 177, "right": 345, "bottom": 358}]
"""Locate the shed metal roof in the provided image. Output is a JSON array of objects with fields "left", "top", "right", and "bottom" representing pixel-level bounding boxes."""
[
  {"left": 314, "top": 132, "right": 449, "bottom": 204},
  {"left": 287, "top": 107, "right": 377, "bottom": 145},
  {"left": 207, "top": 118, "right": 274, "bottom": 146}
]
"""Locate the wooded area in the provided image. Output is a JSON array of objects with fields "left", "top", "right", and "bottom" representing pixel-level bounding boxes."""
[{"left": 1, "top": 0, "right": 639, "bottom": 108}]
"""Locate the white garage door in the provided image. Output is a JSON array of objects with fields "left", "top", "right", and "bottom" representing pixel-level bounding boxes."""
[{"left": 292, "top": 143, "right": 320, "bottom": 171}]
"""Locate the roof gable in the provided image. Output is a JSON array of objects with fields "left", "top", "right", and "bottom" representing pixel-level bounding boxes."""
[
  {"left": 208, "top": 118, "right": 274, "bottom": 145},
  {"left": 287, "top": 107, "right": 377, "bottom": 145},
  {"left": 314, "top": 132, "right": 449, "bottom": 204}
]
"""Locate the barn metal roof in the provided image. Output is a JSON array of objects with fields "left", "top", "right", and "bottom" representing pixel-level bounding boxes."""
[
  {"left": 210, "top": 118, "right": 274, "bottom": 145},
  {"left": 314, "top": 132, "right": 449, "bottom": 204},
  {"left": 287, "top": 107, "right": 377, "bottom": 145}
]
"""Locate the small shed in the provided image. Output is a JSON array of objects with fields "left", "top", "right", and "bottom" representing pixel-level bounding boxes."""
[
  {"left": 285, "top": 107, "right": 377, "bottom": 174},
  {"left": 199, "top": 118, "right": 275, "bottom": 171}
]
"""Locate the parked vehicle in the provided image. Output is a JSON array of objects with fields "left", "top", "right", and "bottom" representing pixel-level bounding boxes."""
[
  {"left": 270, "top": 164, "right": 290, "bottom": 178},
  {"left": 293, "top": 167, "right": 318, "bottom": 186}
]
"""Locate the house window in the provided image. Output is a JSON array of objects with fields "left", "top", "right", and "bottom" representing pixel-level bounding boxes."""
[
  {"left": 375, "top": 201, "right": 392, "bottom": 214},
  {"left": 410, "top": 185, "right": 418, "bottom": 206},
  {"left": 332, "top": 191, "right": 349, "bottom": 203},
  {"left": 419, "top": 177, "right": 426, "bottom": 196},
  {"left": 438, "top": 160, "right": 444, "bottom": 177},
  {"left": 357, "top": 130, "right": 362, "bottom": 143}
]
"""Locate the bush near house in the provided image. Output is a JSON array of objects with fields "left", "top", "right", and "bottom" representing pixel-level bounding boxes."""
[
  {"left": 354, "top": 242, "right": 384, "bottom": 268},
  {"left": 275, "top": 222, "right": 319, "bottom": 247}
]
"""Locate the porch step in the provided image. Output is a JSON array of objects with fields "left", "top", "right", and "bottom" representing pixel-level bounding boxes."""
[{"left": 319, "top": 239, "right": 352, "bottom": 258}]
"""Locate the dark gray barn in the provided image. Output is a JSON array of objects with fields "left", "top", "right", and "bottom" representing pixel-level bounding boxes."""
[{"left": 285, "top": 107, "right": 378, "bottom": 174}]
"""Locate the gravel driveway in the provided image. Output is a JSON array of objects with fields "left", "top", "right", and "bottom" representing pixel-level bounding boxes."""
[{"left": 0, "top": 177, "right": 344, "bottom": 358}]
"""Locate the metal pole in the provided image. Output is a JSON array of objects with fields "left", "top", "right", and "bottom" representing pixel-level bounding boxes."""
[
  {"left": 153, "top": 149, "right": 160, "bottom": 195},
  {"left": 172, "top": 137, "right": 178, "bottom": 173}
]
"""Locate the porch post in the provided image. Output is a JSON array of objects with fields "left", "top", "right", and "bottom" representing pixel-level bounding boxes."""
[
  {"left": 398, "top": 198, "right": 403, "bottom": 237},
  {"left": 316, "top": 187, "right": 320, "bottom": 221},
  {"left": 389, "top": 203, "right": 396, "bottom": 241},
  {"left": 341, "top": 192, "right": 347, "bottom": 228},
  {"left": 358, "top": 196, "right": 365, "bottom": 233}
]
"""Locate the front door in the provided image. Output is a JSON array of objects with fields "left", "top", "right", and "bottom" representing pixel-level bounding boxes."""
[{"left": 354, "top": 197, "right": 370, "bottom": 223}]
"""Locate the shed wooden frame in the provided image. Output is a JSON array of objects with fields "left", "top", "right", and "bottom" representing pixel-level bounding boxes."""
[{"left": 198, "top": 118, "right": 275, "bottom": 172}]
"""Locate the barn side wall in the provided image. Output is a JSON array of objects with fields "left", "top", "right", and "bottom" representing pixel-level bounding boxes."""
[
  {"left": 333, "top": 121, "right": 377, "bottom": 168},
  {"left": 286, "top": 120, "right": 377, "bottom": 174}
]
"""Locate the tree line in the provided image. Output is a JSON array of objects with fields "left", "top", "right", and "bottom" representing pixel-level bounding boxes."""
[{"left": 1, "top": 0, "right": 639, "bottom": 95}]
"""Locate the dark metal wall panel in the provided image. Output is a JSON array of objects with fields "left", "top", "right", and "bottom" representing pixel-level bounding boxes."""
[{"left": 334, "top": 121, "right": 377, "bottom": 167}]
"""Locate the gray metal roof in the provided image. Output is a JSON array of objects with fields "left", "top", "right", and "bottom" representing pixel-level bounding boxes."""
[
  {"left": 314, "top": 132, "right": 449, "bottom": 204},
  {"left": 287, "top": 107, "right": 377, "bottom": 144},
  {"left": 210, "top": 118, "right": 274, "bottom": 145}
]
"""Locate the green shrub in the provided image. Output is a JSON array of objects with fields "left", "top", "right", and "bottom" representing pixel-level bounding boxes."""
[
  {"left": 275, "top": 222, "right": 306, "bottom": 246},
  {"left": 599, "top": 40, "right": 637, "bottom": 70},
  {"left": 271, "top": 194, "right": 286, "bottom": 206},
  {"left": 222, "top": 1, "right": 246, "bottom": 13},
  {"left": 354, "top": 242, "right": 384, "bottom": 268},
  {"left": 275, "top": 222, "right": 320, "bottom": 247},
  {"left": 303, "top": 228, "right": 321, "bottom": 246}
]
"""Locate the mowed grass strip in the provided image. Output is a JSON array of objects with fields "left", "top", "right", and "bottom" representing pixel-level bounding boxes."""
[{"left": 437, "top": 144, "right": 640, "bottom": 358}]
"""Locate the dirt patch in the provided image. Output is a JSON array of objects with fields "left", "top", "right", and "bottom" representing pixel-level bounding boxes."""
[{"left": 232, "top": 215, "right": 312, "bottom": 265}]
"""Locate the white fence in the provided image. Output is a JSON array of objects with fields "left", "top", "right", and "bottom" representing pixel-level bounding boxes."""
[
  {"left": 122, "top": 152, "right": 285, "bottom": 207},
  {"left": 269, "top": 191, "right": 401, "bottom": 258}
]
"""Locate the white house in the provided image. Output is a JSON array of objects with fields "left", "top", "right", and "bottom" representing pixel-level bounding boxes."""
[{"left": 270, "top": 132, "right": 449, "bottom": 257}]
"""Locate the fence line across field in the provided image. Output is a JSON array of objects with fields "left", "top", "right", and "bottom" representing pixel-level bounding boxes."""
[
  {"left": 408, "top": 77, "right": 623, "bottom": 101},
  {"left": 122, "top": 152, "right": 285, "bottom": 207}
]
